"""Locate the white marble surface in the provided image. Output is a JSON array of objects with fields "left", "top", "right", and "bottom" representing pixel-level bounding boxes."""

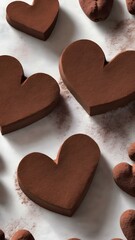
[{"left": 1, "top": 0, "right": 135, "bottom": 239}]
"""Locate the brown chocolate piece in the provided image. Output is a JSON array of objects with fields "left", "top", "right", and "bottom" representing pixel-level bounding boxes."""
[
  {"left": 0, "top": 230, "right": 5, "bottom": 240},
  {"left": 79, "top": 0, "right": 113, "bottom": 21},
  {"left": 113, "top": 162, "right": 135, "bottom": 197},
  {"left": 0, "top": 56, "right": 60, "bottom": 134},
  {"left": 126, "top": 0, "right": 135, "bottom": 14},
  {"left": 59, "top": 40, "right": 135, "bottom": 116},
  {"left": 6, "top": 0, "right": 59, "bottom": 40},
  {"left": 112, "top": 239, "right": 123, "bottom": 240},
  {"left": 11, "top": 230, "right": 34, "bottom": 240},
  {"left": 18, "top": 134, "right": 100, "bottom": 216},
  {"left": 128, "top": 143, "right": 135, "bottom": 161},
  {"left": 120, "top": 210, "right": 135, "bottom": 240}
]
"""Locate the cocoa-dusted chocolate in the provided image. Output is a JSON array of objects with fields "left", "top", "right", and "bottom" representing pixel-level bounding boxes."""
[
  {"left": 126, "top": 0, "right": 135, "bottom": 14},
  {"left": 0, "top": 56, "right": 60, "bottom": 134},
  {"left": 79, "top": 0, "right": 113, "bottom": 21},
  {"left": 120, "top": 210, "right": 135, "bottom": 240},
  {"left": 18, "top": 134, "right": 100, "bottom": 216},
  {"left": 6, "top": 0, "right": 59, "bottom": 40},
  {"left": 59, "top": 40, "right": 135, "bottom": 116},
  {"left": 128, "top": 142, "right": 135, "bottom": 161},
  {"left": 11, "top": 230, "right": 34, "bottom": 240},
  {"left": 113, "top": 162, "right": 135, "bottom": 197}
]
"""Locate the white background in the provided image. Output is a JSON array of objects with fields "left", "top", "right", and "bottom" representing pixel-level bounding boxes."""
[{"left": 0, "top": 0, "right": 135, "bottom": 239}]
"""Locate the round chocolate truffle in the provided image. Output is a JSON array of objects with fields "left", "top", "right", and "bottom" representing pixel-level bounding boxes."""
[
  {"left": 0, "top": 230, "right": 5, "bottom": 240},
  {"left": 11, "top": 230, "right": 34, "bottom": 240},
  {"left": 128, "top": 142, "right": 135, "bottom": 161}
]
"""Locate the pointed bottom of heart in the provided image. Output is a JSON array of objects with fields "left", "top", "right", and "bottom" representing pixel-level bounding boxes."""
[{"left": 17, "top": 134, "right": 100, "bottom": 216}]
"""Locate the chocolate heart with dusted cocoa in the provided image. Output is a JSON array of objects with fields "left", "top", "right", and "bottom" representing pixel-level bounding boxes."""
[
  {"left": 59, "top": 40, "right": 135, "bottom": 116},
  {"left": 113, "top": 162, "right": 135, "bottom": 197},
  {"left": 126, "top": 0, "right": 135, "bottom": 14},
  {"left": 79, "top": 0, "right": 114, "bottom": 21},
  {"left": 17, "top": 134, "right": 100, "bottom": 216},
  {"left": 0, "top": 56, "right": 60, "bottom": 134},
  {"left": 112, "top": 210, "right": 135, "bottom": 240},
  {"left": 6, "top": 0, "right": 59, "bottom": 40},
  {"left": 120, "top": 210, "right": 135, "bottom": 240}
]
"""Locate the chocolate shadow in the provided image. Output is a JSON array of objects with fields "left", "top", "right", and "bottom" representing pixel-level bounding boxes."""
[
  {"left": 43, "top": 8, "right": 77, "bottom": 57},
  {"left": 0, "top": 182, "right": 10, "bottom": 206},
  {"left": 93, "top": 0, "right": 125, "bottom": 34},
  {"left": 4, "top": 96, "right": 73, "bottom": 149},
  {"left": 0, "top": 156, "right": 6, "bottom": 173},
  {"left": 92, "top": 101, "right": 135, "bottom": 140}
]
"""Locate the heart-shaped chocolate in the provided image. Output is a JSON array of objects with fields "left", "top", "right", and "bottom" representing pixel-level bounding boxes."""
[
  {"left": 59, "top": 40, "right": 135, "bottom": 116},
  {"left": 6, "top": 0, "right": 59, "bottom": 40},
  {"left": 120, "top": 210, "right": 135, "bottom": 240},
  {"left": 0, "top": 56, "right": 60, "bottom": 134},
  {"left": 79, "top": 0, "right": 114, "bottom": 22},
  {"left": 113, "top": 162, "right": 135, "bottom": 197},
  {"left": 17, "top": 134, "right": 100, "bottom": 216}
]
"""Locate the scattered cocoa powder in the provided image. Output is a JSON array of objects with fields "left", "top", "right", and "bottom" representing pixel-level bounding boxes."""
[
  {"left": 106, "top": 19, "right": 135, "bottom": 59},
  {"left": 59, "top": 79, "right": 71, "bottom": 99},
  {"left": 48, "top": 96, "right": 71, "bottom": 132},
  {"left": 14, "top": 173, "right": 32, "bottom": 206},
  {"left": 85, "top": 101, "right": 135, "bottom": 154},
  {"left": 5, "top": 219, "right": 36, "bottom": 239}
]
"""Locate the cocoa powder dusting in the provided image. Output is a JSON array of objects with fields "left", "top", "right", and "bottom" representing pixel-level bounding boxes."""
[
  {"left": 85, "top": 101, "right": 135, "bottom": 154},
  {"left": 106, "top": 19, "right": 135, "bottom": 58},
  {"left": 5, "top": 219, "right": 36, "bottom": 239},
  {"left": 49, "top": 95, "right": 71, "bottom": 132},
  {"left": 14, "top": 173, "right": 32, "bottom": 206},
  {"left": 59, "top": 79, "right": 71, "bottom": 99}
]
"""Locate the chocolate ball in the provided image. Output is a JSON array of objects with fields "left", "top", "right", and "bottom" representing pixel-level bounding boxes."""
[
  {"left": 0, "top": 230, "right": 5, "bottom": 240},
  {"left": 128, "top": 142, "right": 135, "bottom": 161},
  {"left": 11, "top": 230, "right": 34, "bottom": 240}
]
